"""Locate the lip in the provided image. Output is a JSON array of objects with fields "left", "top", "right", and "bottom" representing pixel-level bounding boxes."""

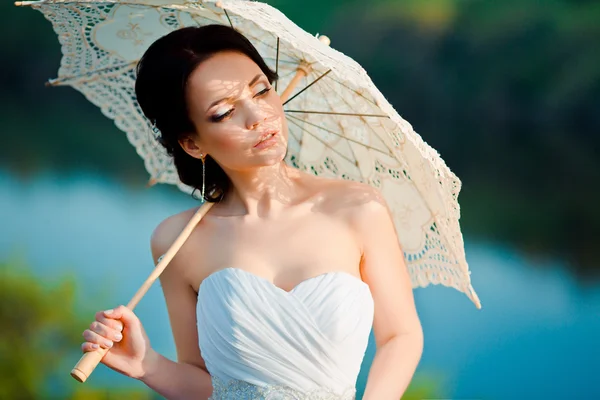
[{"left": 253, "top": 129, "right": 279, "bottom": 147}]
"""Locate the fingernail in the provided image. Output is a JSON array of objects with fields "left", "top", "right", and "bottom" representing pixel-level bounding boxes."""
[
  {"left": 105, "top": 340, "right": 113, "bottom": 348},
  {"left": 114, "top": 333, "right": 122, "bottom": 341},
  {"left": 92, "top": 344, "right": 99, "bottom": 349},
  {"left": 104, "top": 309, "right": 114, "bottom": 315}
]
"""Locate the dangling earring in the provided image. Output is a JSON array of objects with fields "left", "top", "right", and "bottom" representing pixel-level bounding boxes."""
[{"left": 200, "top": 153, "right": 206, "bottom": 201}]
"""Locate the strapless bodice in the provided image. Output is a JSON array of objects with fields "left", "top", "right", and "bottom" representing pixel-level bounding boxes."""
[{"left": 196, "top": 267, "right": 374, "bottom": 399}]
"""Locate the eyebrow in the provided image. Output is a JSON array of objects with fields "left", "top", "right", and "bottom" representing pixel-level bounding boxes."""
[{"left": 206, "top": 73, "right": 264, "bottom": 112}]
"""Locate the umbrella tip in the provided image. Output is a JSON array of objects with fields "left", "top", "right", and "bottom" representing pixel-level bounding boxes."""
[
  {"left": 317, "top": 35, "right": 331, "bottom": 46},
  {"left": 14, "top": 1, "right": 23, "bottom": 5},
  {"left": 146, "top": 178, "right": 159, "bottom": 188},
  {"left": 45, "top": 78, "right": 61, "bottom": 87}
]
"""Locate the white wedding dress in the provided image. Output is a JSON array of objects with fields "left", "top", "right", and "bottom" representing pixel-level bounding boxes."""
[{"left": 196, "top": 267, "right": 374, "bottom": 399}]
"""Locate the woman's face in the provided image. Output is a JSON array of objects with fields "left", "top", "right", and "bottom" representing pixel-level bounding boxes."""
[{"left": 183, "top": 51, "right": 288, "bottom": 171}]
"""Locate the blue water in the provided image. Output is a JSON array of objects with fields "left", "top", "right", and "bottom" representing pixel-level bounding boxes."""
[{"left": 1, "top": 170, "right": 598, "bottom": 399}]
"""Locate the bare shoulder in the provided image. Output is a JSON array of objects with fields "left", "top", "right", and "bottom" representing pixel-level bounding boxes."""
[
  {"left": 308, "top": 178, "right": 396, "bottom": 257},
  {"left": 310, "top": 176, "right": 390, "bottom": 220},
  {"left": 149, "top": 205, "right": 203, "bottom": 263}
]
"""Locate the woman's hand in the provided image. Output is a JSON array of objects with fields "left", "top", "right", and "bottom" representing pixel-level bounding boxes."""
[{"left": 81, "top": 305, "right": 155, "bottom": 380}]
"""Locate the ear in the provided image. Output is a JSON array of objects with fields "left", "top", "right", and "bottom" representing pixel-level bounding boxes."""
[{"left": 178, "top": 136, "right": 205, "bottom": 160}]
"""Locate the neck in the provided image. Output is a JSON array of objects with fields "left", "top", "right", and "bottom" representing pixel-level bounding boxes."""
[{"left": 219, "top": 161, "right": 300, "bottom": 218}]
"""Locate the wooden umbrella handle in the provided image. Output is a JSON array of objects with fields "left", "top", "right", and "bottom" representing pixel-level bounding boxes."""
[{"left": 70, "top": 201, "right": 215, "bottom": 382}]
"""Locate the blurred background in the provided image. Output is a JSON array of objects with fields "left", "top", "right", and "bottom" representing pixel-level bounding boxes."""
[{"left": 1, "top": 0, "right": 599, "bottom": 399}]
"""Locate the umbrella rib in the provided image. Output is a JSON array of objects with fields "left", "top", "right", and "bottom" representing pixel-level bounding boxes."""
[
  {"left": 316, "top": 74, "right": 393, "bottom": 152},
  {"left": 275, "top": 37, "right": 280, "bottom": 91},
  {"left": 286, "top": 117, "right": 364, "bottom": 179},
  {"left": 287, "top": 70, "right": 394, "bottom": 156},
  {"left": 311, "top": 78, "right": 364, "bottom": 171},
  {"left": 315, "top": 78, "right": 383, "bottom": 171},
  {"left": 302, "top": 61, "right": 379, "bottom": 107},
  {"left": 285, "top": 116, "right": 357, "bottom": 166},
  {"left": 244, "top": 33, "right": 307, "bottom": 66},
  {"left": 286, "top": 114, "right": 391, "bottom": 156},
  {"left": 335, "top": 80, "right": 379, "bottom": 107},
  {"left": 317, "top": 73, "right": 379, "bottom": 114},
  {"left": 286, "top": 118, "right": 368, "bottom": 184},
  {"left": 282, "top": 69, "right": 332, "bottom": 106},
  {"left": 284, "top": 110, "right": 388, "bottom": 118},
  {"left": 223, "top": 9, "right": 234, "bottom": 28},
  {"left": 238, "top": 31, "right": 284, "bottom": 56}
]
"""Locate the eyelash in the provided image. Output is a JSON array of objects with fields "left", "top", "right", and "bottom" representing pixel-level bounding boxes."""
[{"left": 211, "top": 86, "right": 272, "bottom": 122}]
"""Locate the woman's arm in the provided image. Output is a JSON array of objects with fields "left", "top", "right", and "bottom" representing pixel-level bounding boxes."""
[
  {"left": 140, "top": 349, "right": 212, "bottom": 400},
  {"left": 350, "top": 188, "right": 424, "bottom": 399},
  {"left": 142, "top": 214, "right": 214, "bottom": 399}
]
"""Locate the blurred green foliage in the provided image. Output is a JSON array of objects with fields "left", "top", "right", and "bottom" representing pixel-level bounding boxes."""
[
  {"left": 2, "top": 0, "right": 598, "bottom": 276},
  {"left": 0, "top": 257, "right": 152, "bottom": 399},
  {"left": 401, "top": 372, "right": 445, "bottom": 400},
  {"left": 0, "top": 257, "right": 81, "bottom": 398}
]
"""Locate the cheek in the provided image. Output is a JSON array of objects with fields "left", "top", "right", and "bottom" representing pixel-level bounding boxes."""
[
  {"left": 264, "top": 99, "right": 286, "bottom": 131},
  {"left": 205, "top": 126, "right": 249, "bottom": 151},
  {"left": 268, "top": 96, "right": 284, "bottom": 117},
  {"left": 212, "top": 134, "right": 242, "bottom": 151}
]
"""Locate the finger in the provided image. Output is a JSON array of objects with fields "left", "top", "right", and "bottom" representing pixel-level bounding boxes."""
[
  {"left": 82, "top": 329, "right": 114, "bottom": 349},
  {"left": 89, "top": 321, "right": 124, "bottom": 343},
  {"left": 104, "top": 305, "right": 139, "bottom": 328},
  {"left": 95, "top": 310, "right": 124, "bottom": 332},
  {"left": 81, "top": 341, "right": 100, "bottom": 353}
]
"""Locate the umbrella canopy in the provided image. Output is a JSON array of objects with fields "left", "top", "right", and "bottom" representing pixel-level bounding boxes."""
[{"left": 19, "top": 0, "right": 480, "bottom": 308}]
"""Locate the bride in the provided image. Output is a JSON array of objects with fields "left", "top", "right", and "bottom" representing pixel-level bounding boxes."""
[{"left": 81, "top": 24, "right": 423, "bottom": 400}]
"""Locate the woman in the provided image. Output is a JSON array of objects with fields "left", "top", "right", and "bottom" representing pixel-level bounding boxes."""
[{"left": 81, "top": 25, "right": 423, "bottom": 400}]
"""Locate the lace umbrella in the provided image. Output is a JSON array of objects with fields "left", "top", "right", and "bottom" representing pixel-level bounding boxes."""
[{"left": 18, "top": 0, "right": 480, "bottom": 381}]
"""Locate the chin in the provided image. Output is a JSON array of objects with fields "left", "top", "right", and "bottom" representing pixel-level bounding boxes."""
[
  {"left": 253, "top": 140, "right": 287, "bottom": 165},
  {"left": 256, "top": 149, "right": 286, "bottom": 167}
]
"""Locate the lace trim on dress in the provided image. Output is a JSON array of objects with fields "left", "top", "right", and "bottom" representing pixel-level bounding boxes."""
[{"left": 209, "top": 376, "right": 356, "bottom": 400}]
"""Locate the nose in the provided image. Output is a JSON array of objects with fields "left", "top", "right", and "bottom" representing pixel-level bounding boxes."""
[
  {"left": 246, "top": 115, "right": 267, "bottom": 130},
  {"left": 245, "top": 103, "right": 268, "bottom": 130}
]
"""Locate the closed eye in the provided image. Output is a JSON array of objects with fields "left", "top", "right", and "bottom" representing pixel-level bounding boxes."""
[
  {"left": 255, "top": 87, "right": 272, "bottom": 97},
  {"left": 211, "top": 108, "right": 233, "bottom": 122},
  {"left": 211, "top": 84, "right": 272, "bottom": 123}
]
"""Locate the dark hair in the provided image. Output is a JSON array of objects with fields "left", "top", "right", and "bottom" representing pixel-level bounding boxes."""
[{"left": 135, "top": 25, "right": 279, "bottom": 202}]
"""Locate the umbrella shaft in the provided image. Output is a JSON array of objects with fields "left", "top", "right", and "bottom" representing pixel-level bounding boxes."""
[{"left": 280, "top": 65, "right": 310, "bottom": 103}]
